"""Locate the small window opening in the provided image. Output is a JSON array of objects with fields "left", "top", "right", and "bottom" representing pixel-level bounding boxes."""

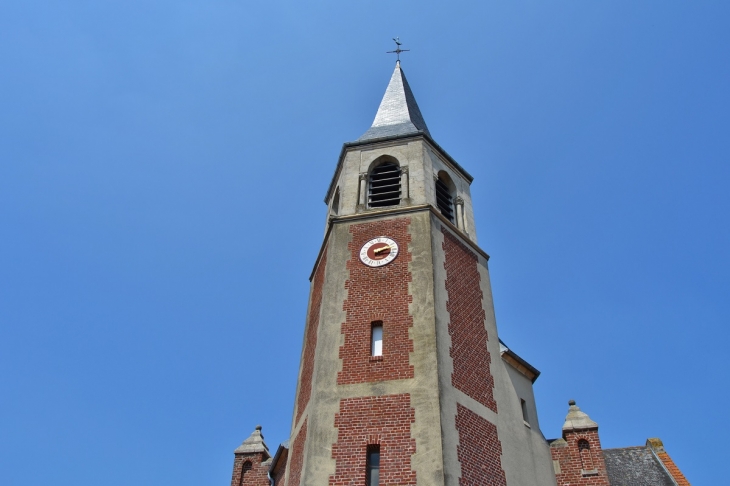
[
  {"left": 578, "top": 439, "right": 595, "bottom": 472},
  {"left": 520, "top": 398, "right": 529, "bottom": 424},
  {"left": 240, "top": 461, "right": 252, "bottom": 485},
  {"left": 371, "top": 322, "right": 383, "bottom": 357},
  {"left": 330, "top": 189, "right": 340, "bottom": 216},
  {"left": 368, "top": 162, "right": 401, "bottom": 208},
  {"left": 366, "top": 445, "right": 380, "bottom": 486},
  {"left": 435, "top": 176, "right": 454, "bottom": 223}
]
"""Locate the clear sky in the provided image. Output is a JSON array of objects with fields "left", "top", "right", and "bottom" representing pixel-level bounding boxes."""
[{"left": 1, "top": 1, "right": 728, "bottom": 484}]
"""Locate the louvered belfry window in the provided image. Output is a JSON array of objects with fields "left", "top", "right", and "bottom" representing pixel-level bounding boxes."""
[
  {"left": 368, "top": 162, "right": 401, "bottom": 208},
  {"left": 435, "top": 177, "right": 454, "bottom": 222}
]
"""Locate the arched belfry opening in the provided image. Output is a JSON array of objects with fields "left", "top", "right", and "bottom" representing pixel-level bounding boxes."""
[
  {"left": 435, "top": 171, "right": 455, "bottom": 223},
  {"left": 368, "top": 159, "right": 402, "bottom": 208}
]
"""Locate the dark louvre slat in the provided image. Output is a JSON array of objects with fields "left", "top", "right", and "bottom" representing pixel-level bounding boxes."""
[
  {"left": 372, "top": 176, "right": 400, "bottom": 182},
  {"left": 371, "top": 169, "right": 401, "bottom": 177},
  {"left": 371, "top": 182, "right": 401, "bottom": 191},
  {"left": 370, "top": 190, "right": 401, "bottom": 198}
]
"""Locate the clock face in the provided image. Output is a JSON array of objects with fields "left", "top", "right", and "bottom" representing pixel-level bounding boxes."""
[{"left": 359, "top": 237, "right": 399, "bottom": 267}]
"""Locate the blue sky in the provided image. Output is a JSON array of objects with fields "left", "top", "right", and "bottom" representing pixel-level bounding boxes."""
[{"left": 1, "top": 1, "right": 728, "bottom": 484}]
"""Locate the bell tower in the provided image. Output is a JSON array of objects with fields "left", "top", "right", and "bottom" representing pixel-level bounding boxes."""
[{"left": 283, "top": 61, "right": 557, "bottom": 486}]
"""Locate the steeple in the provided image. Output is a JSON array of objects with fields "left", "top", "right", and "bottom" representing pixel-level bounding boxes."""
[{"left": 358, "top": 61, "right": 431, "bottom": 141}]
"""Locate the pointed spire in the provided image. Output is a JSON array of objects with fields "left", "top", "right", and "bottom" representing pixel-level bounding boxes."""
[
  {"left": 562, "top": 400, "right": 599, "bottom": 432},
  {"left": 358, "top": 61, "right": 431, "bottom": 141},
  {"left": 234, "top": 425, "right": 271, "bottom": 457}
]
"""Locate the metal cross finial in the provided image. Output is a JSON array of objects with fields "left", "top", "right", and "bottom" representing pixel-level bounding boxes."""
[{"left": 387, "top": 37, "right": 410, "bottom": 62}]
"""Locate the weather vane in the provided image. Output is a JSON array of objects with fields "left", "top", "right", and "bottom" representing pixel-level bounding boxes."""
[{"left": 387, "top": 37, "right": 410, "bottom": 62}]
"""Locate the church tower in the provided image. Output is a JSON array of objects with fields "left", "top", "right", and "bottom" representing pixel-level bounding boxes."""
[{"left": 283, "top": 61, "right": 557, "bottom": 486}]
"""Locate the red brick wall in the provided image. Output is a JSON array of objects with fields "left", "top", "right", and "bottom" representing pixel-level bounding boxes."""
[
  {"left": 230, "top": 452, "right": 270, "bottom": 486},
  {"left": 338, "top": 219, "right": 414, "bottom": 385},
  {"left": 442, "top": 228, "right": 497, "bottom": 412},
  {"left": 455, "top": 403, "right": 506, "bottom": 486},
  {"left": 330, "top": 394, "right": 417, "bottom": 486},
  {"left": 551, "top": 430, "right": 610, "bottom": 486},
  {"left": 287, "top": 419, "right": 308, "bottom": 486},
  {"left": 295, "top": 250, "right": 328, "bottom": 423}
]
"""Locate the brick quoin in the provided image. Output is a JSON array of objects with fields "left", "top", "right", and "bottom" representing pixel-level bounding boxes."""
[
  {"left": 287, "top": 419, "right": 308, "bottom": 486},
  {"left": 230, "top": 453, "right": 270, "bottom": 486},
  {"left": 455, "top": 403, "right": 507, "bottom": 486},
  {"left": 338, "top": 219, "right": 414, "bottom": 385},
  {"left": 442, "top": 228, "right": 497, "bottom": 412},
  {"left": 295, "top": 250, "right": 328, "bottom": 423},
  {"left": 330, "top": 394, "right": 417, "bottom": 486},
  {"left": 551, "top": 430, "right": 610, "bottom": 486}
]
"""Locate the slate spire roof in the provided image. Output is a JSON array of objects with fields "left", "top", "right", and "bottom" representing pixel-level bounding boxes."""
[{"left": 358, "top": 61, "right": 431, "bottom": 141}]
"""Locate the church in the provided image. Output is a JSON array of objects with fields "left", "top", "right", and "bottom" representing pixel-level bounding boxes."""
[{"left": 227, "top": 61, "right": 691, "bottom": 486}]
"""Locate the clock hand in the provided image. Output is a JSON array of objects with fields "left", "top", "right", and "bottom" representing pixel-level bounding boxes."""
[{"left": 373, "top": 245, "right": 392, "bottom": 255}]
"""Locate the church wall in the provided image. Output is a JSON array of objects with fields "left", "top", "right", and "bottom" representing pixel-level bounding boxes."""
[
  {"left": 503, "top": 362, "right": 541, "bottom": 431},
  {"left": 326, "top": 137, "right": 477, "bottom": 241},
  {"left": 431, "top": 218, "right": 556, "bottom": 486},
  {"left": 423, "top": 145, "right": 477, "bottom": 244},
  {"left": 550, "top": 427, "right": 610, "bottom": 486},
  {"left": 337, "top": 218, "right": 414, "bottom": 385},
  {"left": 230, "top": 452, "right": 270, "bottom": 486},
  {"left": 294, "top": 249, "right": 327, "bottom": 424},
  {"left": 330, "top": 394, "right": 417, "bottom": 485},
  {"left": 289, "top": 210, "right": 447, "bottom": 485},
  {"left": 287, "top": 419, "right": 307, "bottom": 486}
]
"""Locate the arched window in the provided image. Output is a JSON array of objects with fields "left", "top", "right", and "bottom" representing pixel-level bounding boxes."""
[
  {"left": 330, "top": 188, "right": 340, "bottom": 216},
  {"left": 578, "top": 439, "right": 594, "bottom": 471},
  {"left": 435, "top": 172, "right": 455, "bottom": 223},
  {"left": 239, "top": 461, "right": 252, "bottom": 485},
  {"left": 368, "top": 161, "right": 401, "bottom": 208}
]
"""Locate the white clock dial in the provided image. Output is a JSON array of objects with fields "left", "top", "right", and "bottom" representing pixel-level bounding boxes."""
[{"left": 359, "top": 237, "right": 399, "bottom": 267}]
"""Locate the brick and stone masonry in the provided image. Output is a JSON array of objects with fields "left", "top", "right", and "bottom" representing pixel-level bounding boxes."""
[
  {"left": 338, "top": 218, "right": 414, "bottom": 385},
  {"left": 550, "top": 401, "right": 610, "bottom": 486},
  {"left": 442, "top": 227, "right": 498, "bottom": 413},
  {"left": 330, "top": 394, "right": 417, "bottom": 486},
  {"left": 455, "top": 404, "right": 507, "bottom": 486},
  {"left": 287, "top": 419, "right": 308, "bottom": 486},
  {"left": 295, "top": 249, "right": 328, "bottom": 424},
  {"left": 230, "top": 426, "right": 272, "bottom": 486}
]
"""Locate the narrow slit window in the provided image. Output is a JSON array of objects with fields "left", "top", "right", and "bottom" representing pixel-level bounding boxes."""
[
  {"left": 435, "top": 177, "right": 454, "bottom": 222},
  {"left": 330, "top": 188, "right": 340, "bottom": 216},
  {"left": 366, "top": 445, "right": 380, "bottom": 486},
  {"left": 371, "top": 322, "right": 383, "bottom": 357},
  {"left": 239, "top": 461, "right": 252, "bottom": 486},
  {"left": 578, "top": 439, "right": 595, "bottom": 471},
  {"left": 368, "top": 162, "right": 401, "bottom": 208},
  {"left": 520, "top": 398, "right": 529, "bottom": 424}
]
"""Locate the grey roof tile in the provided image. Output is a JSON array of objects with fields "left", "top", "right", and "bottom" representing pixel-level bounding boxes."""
[{"left": 603, "top": 447, "right": 676, "bottom": 486}]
